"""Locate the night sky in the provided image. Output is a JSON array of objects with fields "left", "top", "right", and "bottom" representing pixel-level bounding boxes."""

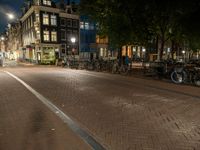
[{"left": 0, "top": 0, "right": 79, "bottom": 33}]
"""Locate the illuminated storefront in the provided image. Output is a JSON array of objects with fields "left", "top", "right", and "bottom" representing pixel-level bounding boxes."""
[{"left": 122, "top": 45, "right": 146, "bottom": 60}]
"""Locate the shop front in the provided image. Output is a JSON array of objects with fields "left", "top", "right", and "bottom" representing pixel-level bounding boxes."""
[{"left": 41, "top": 47, "right": 56, "bottom": 64}]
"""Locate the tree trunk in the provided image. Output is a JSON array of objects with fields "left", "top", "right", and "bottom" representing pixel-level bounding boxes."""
[
  {"left": 156, "top": 36, "right": 160, "bottom": 61},
  {"left": 160, "top": 36, "right": 165, "bottom": 60},
  {"left": 118, "top": 47, "right": 123, "bottom": 65},
  {"left": 171, "top": 40, "right": 175, "bottom": 59}
]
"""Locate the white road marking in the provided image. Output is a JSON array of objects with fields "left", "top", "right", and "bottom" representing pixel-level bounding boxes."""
[{"left": 4, "top": 71, "right": 106, "bottom": 150}]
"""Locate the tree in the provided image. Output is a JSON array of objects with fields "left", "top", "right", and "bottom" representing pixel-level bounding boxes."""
[{"left": 80, "top": 0, "right": 200, "bottom": 60}]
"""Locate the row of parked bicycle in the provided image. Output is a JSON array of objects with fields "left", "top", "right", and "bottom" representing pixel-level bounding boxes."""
[
  {"left": 62, "top": 59, "right": 132, "bottom": 75},
  {"left": 145, "top": 59, "right": 200, "bottom": 86},
  {"left": 61, "top": 59, "right": 200, "bottom": 87}
]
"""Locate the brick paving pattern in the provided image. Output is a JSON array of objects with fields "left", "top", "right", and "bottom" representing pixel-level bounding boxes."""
[
  {"left": 0, "top": 70, "right": 91, "bottom": 150},
  {"left": 3, "top": 67, "right": 200, "bottom": 150}
]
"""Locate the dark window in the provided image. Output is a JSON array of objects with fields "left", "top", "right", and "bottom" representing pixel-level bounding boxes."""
[
  {"left": 72, "top": 20, "right": 78, "bottom": 28},
  {"left": 60, "top": 18, "right": 66, "bottom": 26},
  {"left": 67, "top": 19, "right": 72, "bottom": 27},
  {"left": 67, "top": 30, "right": 72, "bottom": 41},
  {"left": 61, "top": 30, "right": 66, "bottom": 40},
  {"left": 61, "top": 44, "right": 66, "bottom": 54}
]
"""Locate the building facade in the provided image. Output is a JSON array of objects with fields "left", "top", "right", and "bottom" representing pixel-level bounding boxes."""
[
  {"left": 5, "top": 22, "right": 22, "bottom": 60},
  {"left": 80, "top": 16, "right": 114, "bottom": 60},
  {"left": 20, "top": 0, "right": 79, "bottom": 64}
]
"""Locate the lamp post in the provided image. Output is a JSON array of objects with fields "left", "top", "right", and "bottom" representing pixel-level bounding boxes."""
[
  {"left": 71, "top": 37, "right": 76, "bottom": 66},
  {"left": 142, "top": 48, "right": 146, "bottom": 61},
  {"left": 182, "top": 50, "right": 186, "bottom": 62}
]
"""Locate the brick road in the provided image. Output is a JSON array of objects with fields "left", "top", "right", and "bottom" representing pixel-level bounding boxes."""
[
  {"left": 0, "top": 70, "right": 91, "bottom": 150},
  {"left": 2, "top": 66, "right": 200, "bottom": 150}
]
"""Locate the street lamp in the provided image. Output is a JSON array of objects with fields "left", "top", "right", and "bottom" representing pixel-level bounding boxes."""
[
  {"left": 70, "top": 37, "right": 76, "bottom": 66},
  {"left": 142, "top": 48, "right": 146, "bottom": 61},
  {"left": 71, "top": 37, "right": 76, "bottom": 44},
  {"left": 182, "top": 50, "right": 186, "bottom": 62},
  {"left": 1, "top": 36, "right": 5, "bottom": 41},
  {"left": 7, "top": 13, "right": 15, "bottom": 20}
]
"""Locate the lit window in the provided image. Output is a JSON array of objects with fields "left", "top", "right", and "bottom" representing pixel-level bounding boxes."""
[
  {"left": 85, "top": 22, "right": 89, "bottom": 30},
  {"left": 43, "top": 31, "right": 49, "bottom": 41},
  {"left": 43, "top": 14, "right": 49, "bottom": 25},
  {"left": 80, "top": 22, "right": 84, "bottom": 29},
  {"left": 51, "top": 31, "right": 57, "bottom": 42},
  {"left": 36, "top": 31, "right": 40, "bottom": 39},
  {"left": 100, "top": 48, "right": 104, "bottom": 57},
  {"left": 43, "top": 0, "right": 51, "bottom": 6},
  {"left": 35, "top": 13, "right": 40, "bottom": 22},
  {"left": 51, "top": 15, "right": 57, "bottom": 26}
]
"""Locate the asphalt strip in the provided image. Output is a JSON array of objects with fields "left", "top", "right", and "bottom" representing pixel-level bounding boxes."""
[{"left": 4, "top": 71, "right": 106, "bottom": 150}]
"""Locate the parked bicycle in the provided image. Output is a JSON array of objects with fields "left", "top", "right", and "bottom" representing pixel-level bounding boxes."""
[{"left": 171, "top": 60, "right": 200, "bottom": 86}]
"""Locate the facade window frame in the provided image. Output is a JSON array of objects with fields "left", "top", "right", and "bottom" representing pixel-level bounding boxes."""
[
  {"left": 85, "top": 22, "right": 89, "bottom": 30},
  {"left": 61, "top": 30, "right": 66, "bottom": 41},
  {"left": 43, "top": 30, "right": 50, "bottom": 41},
  {"left": 43, "top": 13, "right": 49, "bottom": 25},
  {"left": 51, "top": 31, "right": 57, "bottom": 42},
  {"left": 60, "top": 18, "right": 66, "bottom": 26},
  {"left": 61, "top": 44, "right": 66, "bottom": 55},
  {"left": 43, "top": 0, "right": 51, "bottom": 6},
  {"left": 51, "top": 15, "right": 57, "bottom": 26},
  {"left": 72, "top": 20, "right": 78, "bottom": 28},
  {"left": 80, "top": 21, "right": 84, "bottom": 29},
  {"left": 67, "top": 19, "right": 72, "bottom": 27}
]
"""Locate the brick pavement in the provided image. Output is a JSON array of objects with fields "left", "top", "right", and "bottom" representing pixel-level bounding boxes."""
[
  {"left": 0, "top": 70, "right": 91, "bottom": 150},
  {"left": 4, "top": 67, "right": 200, "bottom": 150}
]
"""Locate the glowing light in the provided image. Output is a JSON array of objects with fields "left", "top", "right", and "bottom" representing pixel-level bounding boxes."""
[
  {"left": 7, "top": 13, "right": 15, "bottom": 20},
  {"left": 71, "top": 37, "right": 76, "bottom": 43},
  {"left": 1, "top": 36, "right": 5, "bottom": 41}
]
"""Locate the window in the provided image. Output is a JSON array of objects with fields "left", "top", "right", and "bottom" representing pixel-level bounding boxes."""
[
  {"left": 43, "top": 31, "right": 49, "bottom": 41},
  {"left": 72, "top": 20, "right": 78, "bottom": 28},
  {"left": 51, "top": 15, "right": 57, "bottom": 26},
  {"left": 43, "top": 0, "right": 51, "bottom": 6},
  {"left": 61, "top": 30, "right": 66, "bottom": 40},
  {"left": 60, "top": 18, "right": 65, "bottom": 26},
  {"left": 90, "top": 23, "right": 94, "bottom": 30},
  {"left": 36, "top": 31, "right": 40, "bottom": 39},
  {"left": 80, "top": 22, "right": 84, "bottom": 29},
  {"left": 67, "top": 19, "right": 72, "bottom": 27},
  {"left": 85, "top": 22, "right": 89, "bottom": 30},
  {"left": 61, "top": 44, "right": 66, "bottom": 54},
  {"left": 43, "top": 14, "right": 49, "bottom": 25},
  {"left": 72, "top": 30, "right": 78, "bottom": 40},
  {"left": 35, "top": 13, "right": 40, "bottom": 22},
  {"left": 51, "top": 31, "right": 57, "bottom": 42},
  {"left": 67, "top": 30, "right": 72, "bottom": 41},
  {"left": 31, "top": 16, "right": 33, "bottom": 27}
]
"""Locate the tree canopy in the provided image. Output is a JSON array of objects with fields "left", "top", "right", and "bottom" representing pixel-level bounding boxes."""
[{"left": 80, "top": 0, "right": 200, "bottom": 59}]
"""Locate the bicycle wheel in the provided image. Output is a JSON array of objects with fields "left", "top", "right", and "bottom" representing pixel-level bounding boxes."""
[
  {"left": 194, "top": 74, "right": 200, "bottom": 86},
  {"left": 120, "top": 66, "right": 128, "bottom": 75},
  {"left": 170, "top": 71, "right": 187, "bottom": 84}
]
